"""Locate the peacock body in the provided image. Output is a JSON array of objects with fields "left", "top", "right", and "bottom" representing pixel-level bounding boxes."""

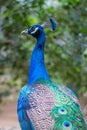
[{"left": 17, "top": 19, "right": 87, "bottom": 130}]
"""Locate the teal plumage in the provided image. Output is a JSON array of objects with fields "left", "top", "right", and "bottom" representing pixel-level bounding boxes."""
[{"left": 17, "top": 18, "right": 87, "bottom": 130}]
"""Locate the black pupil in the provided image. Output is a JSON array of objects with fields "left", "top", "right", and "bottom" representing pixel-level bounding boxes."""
[
  {"left": 31, "top": 27, "right": 35, "bottom": 32},
  {"left": 61, "top": 109, "right": 64, "bottom": 112}
]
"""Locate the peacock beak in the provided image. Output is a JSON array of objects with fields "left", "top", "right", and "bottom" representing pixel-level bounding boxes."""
[{"left": 21, "top": 29, "right": 28, "bottom": 34}]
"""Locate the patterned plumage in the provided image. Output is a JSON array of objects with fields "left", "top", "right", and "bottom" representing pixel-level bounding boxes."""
[{"left": 17, "top": 18, "right": 87, "bottom": 130}]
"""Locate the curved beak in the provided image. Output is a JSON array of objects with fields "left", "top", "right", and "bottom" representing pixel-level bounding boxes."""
[{"left": 21, "top": 29, "right": 28, "bottom": 35}]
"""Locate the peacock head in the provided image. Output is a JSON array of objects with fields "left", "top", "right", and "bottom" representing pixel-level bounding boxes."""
[
  {"left": 21, "top": 24, "right": 46, "bottom": 39},
  {"left": 21, "top": 18, "right": 57, "bottom": 39}
]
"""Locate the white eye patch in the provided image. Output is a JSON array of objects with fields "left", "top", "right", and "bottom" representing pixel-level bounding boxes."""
[{"left": 31, "top": 27, "right": 39, "bottom": 34}]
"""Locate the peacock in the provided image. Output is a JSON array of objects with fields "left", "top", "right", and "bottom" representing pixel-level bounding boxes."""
[{"left": 17, "top": 18, "right": 87, "bottom": 130}]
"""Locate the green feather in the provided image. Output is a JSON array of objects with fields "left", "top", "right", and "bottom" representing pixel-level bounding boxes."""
[{"left": 35, "top": 79, "right": 87, "bottom": 130}]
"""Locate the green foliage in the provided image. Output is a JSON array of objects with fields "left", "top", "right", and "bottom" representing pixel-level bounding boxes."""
[{"left": 0, "top": 0, "right": 87, "bottom": 100}]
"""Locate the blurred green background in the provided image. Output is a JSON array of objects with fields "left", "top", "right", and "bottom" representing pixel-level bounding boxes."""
[{"left": 0, "top": 0, "right": 87, "bottom": 102}]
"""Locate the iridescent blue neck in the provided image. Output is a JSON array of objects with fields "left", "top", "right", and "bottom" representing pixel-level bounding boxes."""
[{"left": 28, "top": 31, "right": 50, "bottom": 84}]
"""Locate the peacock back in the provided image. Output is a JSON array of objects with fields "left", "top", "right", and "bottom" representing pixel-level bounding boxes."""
[{"left": 18, "top": 79, "right": 87, "bottom": 130}]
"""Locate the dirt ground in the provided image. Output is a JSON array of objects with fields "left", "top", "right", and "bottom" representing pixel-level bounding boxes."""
[
  {"left": 0, "top": 102, "right": 20, "bottom": 130},
  {"left": 0, "top": 97, "right": 87, "bottom": 130}
]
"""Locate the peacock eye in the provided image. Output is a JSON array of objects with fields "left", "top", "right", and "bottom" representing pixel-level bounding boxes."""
[
  {"left": 31, "top": 27, "right": 35, "bottom": 32},
  {"left": 30, "top": 27, "right": 39, "bottom": 34}
]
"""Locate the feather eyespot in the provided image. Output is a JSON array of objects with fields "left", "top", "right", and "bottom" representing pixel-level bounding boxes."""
[
  {"left": 63, "top": 121, "right": 72, "bottom": 129},
  {"left": 58, "top": 108, "right": 67, "bottom": 114},
  {"left": 64, "top": 122, "right": 70, "bottom": 127}
]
